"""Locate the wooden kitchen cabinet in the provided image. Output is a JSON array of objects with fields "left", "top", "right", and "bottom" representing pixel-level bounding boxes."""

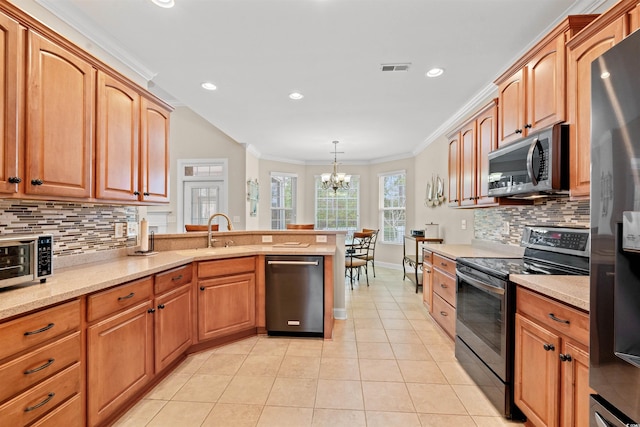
[
  {"left": 140, "top": 97, "right": 170, "bottom": 203},
  {"left": 422, "top": 248, "right": 433, "bottom": 313},
  {"left": 459, "top": 120, "right": 476, "bottom": 207},
  {"left": 197, "top": 257, "right": 257, "bottom": 341},
  {"left": 86, "top": 278, "right": 154, "bottom": 427},
  {"left": 567, "top": 13, "right": 626, "bottom": 199},
  {"left": 447, "top": 134, "right": 460, "bottom": 207},
  {"left": 95, "top": 71, "right": 140, "bottom": 202},
  {"left": 0, "top": 300, "right": 82, "bottom": 426},
  {"left": 0, "top": 11, "right": 21, "bottom": 195},
  {"left": 495, "top": 16, "right": 597, "bottom": 147},
  {"left": 431, "top": 253, "right": 456, "bottom": 339},
  {"left": 514, "top": 286, "right": 592, "bottom": 427},
  {"left": 154, "top": 264, "right": 193, "bottom": 372},
  {"left": 26, "top": 31, "right": 94, "bottom": 199}
]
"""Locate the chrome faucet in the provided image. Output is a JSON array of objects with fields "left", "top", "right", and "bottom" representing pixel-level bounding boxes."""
[{"left": 207, "top": 213, "right": 233, "bottom": 248}]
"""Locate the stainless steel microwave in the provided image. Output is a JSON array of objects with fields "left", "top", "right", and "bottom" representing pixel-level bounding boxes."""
[
  {"left": 488, "top": 124, "right": 569, "bottom": 198},
  {"left": 0, "top": 234, "right": 53, "bottom": 289}
]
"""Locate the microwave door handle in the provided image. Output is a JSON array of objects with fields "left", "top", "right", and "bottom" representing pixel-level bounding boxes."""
[{"left": 527, "top": 138, "right": 539, "bottom": 186}]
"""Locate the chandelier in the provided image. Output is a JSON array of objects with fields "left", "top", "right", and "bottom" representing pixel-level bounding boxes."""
[{"left": 321, "top": 141, "right": 351, "bottom": 192}]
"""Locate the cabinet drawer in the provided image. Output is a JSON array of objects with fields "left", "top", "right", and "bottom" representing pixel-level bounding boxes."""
[
  {"left": 198, "top": 256, "right": 255, "bottom": 279},
  {"left": 423, "top": 249, "right": 433, "bottom": 266},
  {"left": 433, "top": 254, "right": 456, "bottom": 276},
  {"left": 87, "top": 276, "right": 153, "bottom": 322},
  {"left": 517, "top": 287, "right": 589, "bottom": 346},
  {"left": 433, "top": 268, "right": 456, "bottom": 307},
  {"left": 0, "top": 362, "right": 81, "bottom": 426},
  {"left": 30, "top": 393, "right": 82, "bottom": 427},
  {"left": 155, "top": 264, "right": 193, "bottom": 294},
  {"left": 0, "top": 332, "right": 81, "bottom": 403},
  {"left": 0, "top": 300, "right": 80, "bottom": 361},
  {"left": 432, "top": 293, "right": 456, "bottom": 338}
]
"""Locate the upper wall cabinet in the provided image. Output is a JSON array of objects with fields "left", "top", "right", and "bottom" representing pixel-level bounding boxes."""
[
  {"left": 26, "top": 31, "right": 95, "bottom": 199},
  {"left": 0, "top": 2, "right": 172, "bottom": 204},
  {"left": 566, "top": 0, "right": 639, "bottom": 199},
  {"left": 447, "top": 134, "right": 460, "bottom": 207},
  {"left": 140, "top": 97, "right": 170, "bottom": 203},
  {"left": 0, "top": 11, "right": 20, "bottom": 195},
  {"left": 495, "top": 16, "right": 597, "bottom": 147}
]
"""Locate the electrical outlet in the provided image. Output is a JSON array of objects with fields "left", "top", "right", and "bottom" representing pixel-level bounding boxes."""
[
  {"left": 114, "top": 223, "right": 125, "bottom": 238},
  {"left": 127, "top": 222, "right": 138, "bottom": 237},
  {"left": 461, "top": 219, "right": 467, "bottom": 230},
  {"left": 316, "top": 235, "right": 327, "bottom": 243},
  {"left": 262, "top": 235, "right": 273, "bottom": 243},
  {"left": 503, "top": 221, "right": 510, "bottom": 235}
]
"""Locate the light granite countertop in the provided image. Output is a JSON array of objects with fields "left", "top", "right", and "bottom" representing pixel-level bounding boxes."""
[
  {"left": 0, "top": 244, "right": 336, "bottom": 321},
  {"left": 510, "top": 274, "right": 589, "bottom": 312}
]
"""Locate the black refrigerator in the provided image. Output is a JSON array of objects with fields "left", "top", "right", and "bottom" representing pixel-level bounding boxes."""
[{"left": 590, "top": 28, "right": 640, "bottom": 426}]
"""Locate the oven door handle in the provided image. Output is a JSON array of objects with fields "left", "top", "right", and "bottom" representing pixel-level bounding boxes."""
[{"left": 456, "top": 270, "right": 505, "bottom": 296}]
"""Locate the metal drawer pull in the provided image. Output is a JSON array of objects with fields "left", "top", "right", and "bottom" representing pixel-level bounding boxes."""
[
  {"left": 24, "top": 358, "right": 55, "bottom": 375},
  {"left": 440, "top": 262, "right": 447, "bottom": 267},
  {"left": 118, "top": 292, "right": 135, "bottom": 301},
  {"left": 440, "top": 283, "right": 448, "bottom": 288},
  {"left": 171, "top": 274, "right": 183, "bottom": 281},
  {"left": 24, "top": 392, "right": 55, "bottom": 412},
  {"left": 440, "top": 311, "right": 448, "bottom": 317},
  {"left": 548, "top": 313, "right": 570, "bottom": 324},
  {"left": 24, "top": 323, "right": 54, "bottom": 336}
]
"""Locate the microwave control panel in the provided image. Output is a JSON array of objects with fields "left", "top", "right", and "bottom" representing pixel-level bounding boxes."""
[{"left": 37, "top": 235, "right": 53, "bottom": 279}]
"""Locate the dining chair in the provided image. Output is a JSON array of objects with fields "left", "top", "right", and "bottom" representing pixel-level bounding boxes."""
[
  {"left": 362, "top": 228, "right": 379, "bottom": 277},
  {"left": 345, "top": 231, "right": 373, "bottom": 290}
]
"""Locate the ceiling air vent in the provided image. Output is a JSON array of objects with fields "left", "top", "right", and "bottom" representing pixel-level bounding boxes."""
[{"left": 381, "top": 63, "right": 411, "bottom": 72}]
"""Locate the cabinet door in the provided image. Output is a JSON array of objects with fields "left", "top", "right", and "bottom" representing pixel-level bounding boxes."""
[
  {"left": 475, "top": 102, "right": 498, "bottom": 205},
  {"left": 155, "top": 283, "right": 193, "bottom": 372},
  {"left": 198, "top": 273, "right": 256, "bottom": 341},
  {"left": 96, "top": 71, "right": 140, "bottom": 201},
  {"left": 515, "top": 314, "right": 561, "bottom": 427},
  {"left": 87, "top": 300, "right": 154, "bottom": 427},
  {"left": 0, "top": 12, "right": 20, "bottom": 194},
  {"left": 526, "top": 34, "right": 565, "bottom": 133},
  {"left": 567, "top": 17, "right": 624, "bottom": 199},
  {"left": 630, "top": 4, "right": 640, "bottom": 33},
  {"left": 422, "top": 261, "right": 432, "bottom": 313},
  {"left": 447, "top": 134, "right": 460, "bottom": 207},
  {"left": 459, "top": 123, "right": 476, "bottom": 207},
  {"left": 497, "top": 68, "right": 525, "bottom": 147},
  {"left": 560, "top": 340, "right": 591, "bottom": 427},
  {"left": 140, "top": 97, "right": 170, "bottom": 203},
  {"left": 26, "top": 31, "right": 94, "bottom": 198}
]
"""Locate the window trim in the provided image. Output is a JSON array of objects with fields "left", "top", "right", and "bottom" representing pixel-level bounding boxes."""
[
  {"left": 270, "top": 172, "right": 298, "bottom": 230},
  {"left": 378, "top": 169, "right": 406, "bottom": 245}
]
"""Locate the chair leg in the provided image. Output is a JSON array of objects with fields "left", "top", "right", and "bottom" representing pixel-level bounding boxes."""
[{"left": 371, "top": 261, "right": 376, "bottom": 277}]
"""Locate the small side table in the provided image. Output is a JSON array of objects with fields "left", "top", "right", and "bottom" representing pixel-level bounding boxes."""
[{"left": 402, "top": 235, "right": 443, "bottom": 293}]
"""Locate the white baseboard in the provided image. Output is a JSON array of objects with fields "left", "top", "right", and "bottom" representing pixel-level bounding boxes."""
[{"left": 333, "top": 308, "right": 347, "bottom": 320}]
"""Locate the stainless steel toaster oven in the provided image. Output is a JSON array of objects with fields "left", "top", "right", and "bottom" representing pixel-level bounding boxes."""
[{"left": 0, "top": 234, "right": 53, "bottom": 289}]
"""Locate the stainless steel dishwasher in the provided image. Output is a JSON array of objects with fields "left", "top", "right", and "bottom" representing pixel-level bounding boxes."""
[{"left": 265, "top": 255, "right": 324, "bottom": 336}]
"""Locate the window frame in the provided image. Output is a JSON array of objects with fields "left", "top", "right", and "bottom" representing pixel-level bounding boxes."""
[
  {"left": 314, "top": 175, "right": 360, "bottom": 232},
  {"left": 379, "top": 170, "right": 406, "bottom": 244},
  {"left": 270, "top": 172, "right": 298, "bottom": 230}
]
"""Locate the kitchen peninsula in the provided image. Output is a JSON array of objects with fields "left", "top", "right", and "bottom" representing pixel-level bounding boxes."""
[{"left": 0, "top": 229, "right": 341, "bottom": 427}]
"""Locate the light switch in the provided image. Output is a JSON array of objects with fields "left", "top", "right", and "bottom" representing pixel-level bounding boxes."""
[{"left": 461, "top": 219, "right": 467, "bottom": 230}]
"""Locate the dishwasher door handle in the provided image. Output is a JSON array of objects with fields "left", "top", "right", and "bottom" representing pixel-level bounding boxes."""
[{"left": 267, "top": 260, "right": 319, "bottom": 266}]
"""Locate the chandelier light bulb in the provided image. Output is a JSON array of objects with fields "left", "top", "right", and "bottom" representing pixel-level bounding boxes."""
[{"left": 321, "top": 141, "right": 351, "bottom": 193}]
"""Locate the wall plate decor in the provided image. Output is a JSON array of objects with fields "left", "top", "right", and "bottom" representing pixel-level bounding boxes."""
[{"left": 425, "top": 174, "right": 445, "bottom": 207}]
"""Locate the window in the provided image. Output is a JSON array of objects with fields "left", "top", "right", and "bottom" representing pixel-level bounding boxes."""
[
  {"left": 380, "top": 171, "right": 406, "bottom": 243},
  {"left": 315, "top": 176, "right": 360, "bottom": 231},
  {"left": 271, "top": 173, "right": 297, "bottom": 229},
  {"left": 176, "top": 159, "right": 227, "bottom": 232}
]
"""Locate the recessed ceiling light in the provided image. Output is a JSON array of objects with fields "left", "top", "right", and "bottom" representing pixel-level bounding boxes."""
[
  {"left": 600, "top": 71, "right": 611, "bottom": 79},
  {"left": 151, "top": 0, "right": 175, "bottom": 8},
  {"left": 426, "top": 68, "right": 444, "bottom": 78},
  {"left": 201, "top": 82, "right": 217, "bottom": 91},
  {"left": 289, "top": 92, "right": 304, "bottom": 100}
]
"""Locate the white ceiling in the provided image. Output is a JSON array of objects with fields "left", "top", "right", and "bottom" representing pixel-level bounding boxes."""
[{"left": 36, "top": 0, "right": 609, "bottom": 164}]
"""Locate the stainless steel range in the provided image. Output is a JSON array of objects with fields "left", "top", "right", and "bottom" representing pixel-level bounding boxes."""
[{"left": 454, "top": 225, "right": 590, "bottom": 420}]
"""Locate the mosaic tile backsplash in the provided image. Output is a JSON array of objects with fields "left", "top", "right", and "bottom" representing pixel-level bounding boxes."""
[
  {"left": 474, "top": 198, "right": 590, "bottom": 245},
  {"left": 0, "top": 200, "right": 138, "bottom": 257}
]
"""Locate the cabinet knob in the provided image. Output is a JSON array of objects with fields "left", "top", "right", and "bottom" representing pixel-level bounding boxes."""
[
  {"left": 147, "top": 308, "right": 156, "bottom": 313},
  {"left": 200, "top": 286, "right": 205, "bottom": 291},
  {"left": 524, "top": 123, "right": 532, "bottom": 129},
  {"left": 157, "top": 304, "right": 165, "bottom": 309},
  {"left": 515, "top": 129, "right": 523, "bottom": 134},
  {"left": 8, "top": 176, "right": 21, "bottom": 184},
  {"left": 30, "top": 179, "right": 43, "bottom": 186},
  {"left": 559, "top": 353, "right": 572, "bottom": 362},
  {"left": 133, "top": 191, "right": 140, "bottom": 196},
  {"left": 143, "top": 192, "right": 150, "bottom": 196},
  {"left": 543, "top": 343, "right": 555, "bottom": 351}
]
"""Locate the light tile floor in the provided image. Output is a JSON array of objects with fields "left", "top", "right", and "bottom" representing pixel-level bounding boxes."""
[{"left": 113, "top": 267, "right": 525, "bottom": 427}]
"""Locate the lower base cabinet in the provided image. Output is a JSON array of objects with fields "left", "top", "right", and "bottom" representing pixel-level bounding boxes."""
[
  {"left": 514, "top": 287, "right": 591, "bottom": 427},
  {"left": 197, "top": 257, "right": 256, "bottom": 341}
]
